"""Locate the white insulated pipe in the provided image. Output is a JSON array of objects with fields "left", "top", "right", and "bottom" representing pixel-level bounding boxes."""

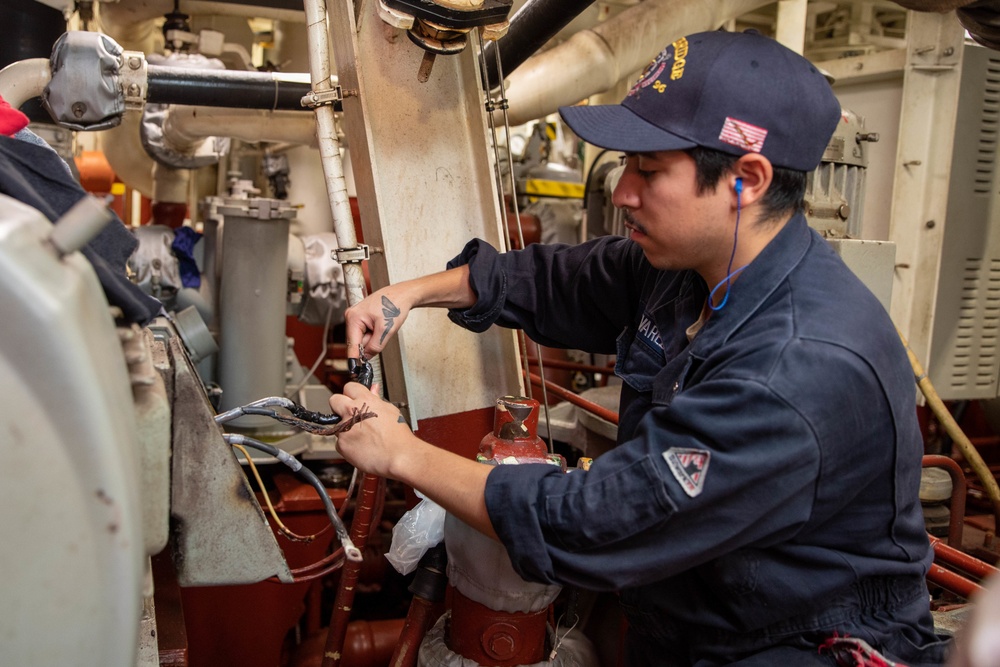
[
  {"left": 302, "top": 0, "right": 367, "bottom": 314},
  {"left": 152, "top": 162, "right": 190, "bottom": 204},
  {"left": 161, "top": 106, "right": 320, "bottom": 150},
  {"left": 776, "top": 0, "right": 808, "bottom": 54},
  {"left": 0, "top": 59, "right": 52, "bottom": 110},
  {"left": 503, "top": 0, "right": 775, "bottom": 126}
]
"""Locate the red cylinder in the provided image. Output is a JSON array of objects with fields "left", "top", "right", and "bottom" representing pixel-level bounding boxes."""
[
  {"left": 447, "top": 590, "right": 549, "bottom": 666},
  {"left": 479, "top": 396, "right": 551, "bottom": 464}
]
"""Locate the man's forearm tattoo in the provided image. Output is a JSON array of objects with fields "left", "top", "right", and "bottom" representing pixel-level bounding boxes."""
[{"left": 380, "top": 296, "right": 401, "bottom": 345}]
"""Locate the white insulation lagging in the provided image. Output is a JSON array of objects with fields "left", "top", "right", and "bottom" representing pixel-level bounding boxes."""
[
  {"left": 0, "top": 58, "right": 51, "bottom": 109},
  {"left": 302, "top": 0, "right": 384, "bottom": 385},
  {"left": 161, "top": 106, "right": 320, "bottom": 149},
  {"left": 502, "top": 0, "right": 775, "bottom": 126}
]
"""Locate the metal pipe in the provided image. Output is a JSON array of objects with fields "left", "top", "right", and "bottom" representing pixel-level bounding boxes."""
[
  {"left": 390, "top": 597, "right": 443, "bottom": 667},
  {"left": 483, "top": 0, "right": 596, "bottom": 89},
  {"left": 502, "top": 0, "right": 774, "bottom": 126},
  {"left": 528, "top": 371, "right": 619, "bottom": 425},
  {"left": 929, "top": 536, "right": 999, "bottom": 581},
  {"left": 324, "top": 476, "right": 386, "bottom": 667},
  {"left": 0, "top": 58, "right": 51, "bottom": 109},
  {"left": 927, "top": 562, "right": 985, "bottom": 599},
  {"left": 162, "top": 105, "right": 319, "bottom": 148},
  {"left": 526, "top": 356, "right": 614, "bottom": 375},
  {"left": 147, "top": 65, "right": 317, "bottom": 110},
  {"left": 922, "top": 455, "right": 968, "bottom": 548},
  {"left": 301, "top": 0, "right": 387, "bottom": 661},
  {"left": 775, "top": 0, "right": 808, "bottom": 54},
  {"left": 899, "top": 329, "right": 1000, "bottom": 533}
]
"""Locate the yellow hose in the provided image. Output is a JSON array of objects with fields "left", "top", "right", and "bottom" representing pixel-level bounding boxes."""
[{"left": 898, "top": 328, "right": 1000, "bottom": 531}]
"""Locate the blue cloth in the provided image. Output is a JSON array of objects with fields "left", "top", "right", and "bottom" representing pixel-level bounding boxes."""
[
  {"left": 171, "top": 225, "right": 202, "bottom": 289},
  {"left": 446, "top": 214, "right": 947, "bottom": 666},
  {"left": 0, "top": 134, "right": 161, "bottom": 325}
]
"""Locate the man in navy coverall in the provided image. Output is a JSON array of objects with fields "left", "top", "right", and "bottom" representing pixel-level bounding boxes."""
[{"left": 330, "top": 30, "right": 949, "bottom": 666}]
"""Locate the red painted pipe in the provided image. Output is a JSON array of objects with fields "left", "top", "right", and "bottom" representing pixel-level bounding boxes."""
[
  {"left": 922, "top": 455, "right": 968, "bottom": 548},
  {"left": 291, "top": 619, "right": 405, "bottom": 667},
  {"left": 527, "top": 372, "right": 619, "bottom": 425},
  {"left": 927, "top": 562, "right": 985, "bottom": 599},
  {"left": 390, "top": 596, "right": 445, "bottom": 667},
  {"left": 526, "top": 357, "right": 615, "bottom": 375},
  {"left": 929, "top": 535, "right": 999, "bottom": 580},
  {"left": 322, "top": 474, "right": 386, "bottom": 667}
]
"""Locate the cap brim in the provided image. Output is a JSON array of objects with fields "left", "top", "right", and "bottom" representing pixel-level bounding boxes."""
[{"left": 558, "top": 104, "right": 698, "bottom": 153}]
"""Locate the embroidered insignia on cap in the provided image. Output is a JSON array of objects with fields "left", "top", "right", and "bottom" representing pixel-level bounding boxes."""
[
  {"left": 663, "top": 447, "right": 710, "bottom": 498},
  {"left": 719, "top": 117, "right": 768, "bottom": 153}
]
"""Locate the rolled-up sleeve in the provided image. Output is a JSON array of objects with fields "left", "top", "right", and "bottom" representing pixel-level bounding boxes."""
[{"left": 446, "top": 236, "right": 655, "bottom": 352}]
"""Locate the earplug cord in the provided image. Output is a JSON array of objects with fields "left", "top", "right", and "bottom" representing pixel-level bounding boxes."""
[{"left": 709, "top": 178, "right": 747, "bottom": 312}]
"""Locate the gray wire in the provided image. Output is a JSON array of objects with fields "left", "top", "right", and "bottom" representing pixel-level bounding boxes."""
[{"left": 223, "top": 433, "right": 362, "bottom": 562}]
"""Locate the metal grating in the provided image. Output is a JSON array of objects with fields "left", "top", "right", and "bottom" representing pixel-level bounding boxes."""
[
  {"left": 975, "top": 59, "right": 1000, "bottom": 194},
  {"left": 950, "top": 258, "right": 1000, "bottom": 390}
]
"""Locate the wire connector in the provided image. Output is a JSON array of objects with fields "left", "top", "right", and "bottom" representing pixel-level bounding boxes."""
[{"left": 334, "top": 244, "right": 370, "bottom": 264}]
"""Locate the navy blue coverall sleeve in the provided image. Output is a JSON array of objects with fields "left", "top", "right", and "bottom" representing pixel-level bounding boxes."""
[
  {"left": 483, "top": 373, "right": 820, "bottom": 591},
  {"left": 446, "top": 236, "right": 656, "bottom": 353}
]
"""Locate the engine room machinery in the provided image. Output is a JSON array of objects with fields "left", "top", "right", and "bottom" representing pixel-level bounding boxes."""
[{"left": 2, "top": 0, "right": 1000, "bottom": 666}]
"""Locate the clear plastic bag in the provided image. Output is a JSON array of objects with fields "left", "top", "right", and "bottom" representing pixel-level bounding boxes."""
[{"left": 385, "top": 493, "right": 446, "bottom": 575}]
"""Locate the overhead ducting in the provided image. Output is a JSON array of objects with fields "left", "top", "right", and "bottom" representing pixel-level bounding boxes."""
[{"left": 501, "top": 0, "right": 774, "bottom": 125}]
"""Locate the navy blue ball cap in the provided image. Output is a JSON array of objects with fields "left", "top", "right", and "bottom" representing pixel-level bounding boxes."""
[{"left": 559, "top": 30, "right": 842, "bottom": 172}]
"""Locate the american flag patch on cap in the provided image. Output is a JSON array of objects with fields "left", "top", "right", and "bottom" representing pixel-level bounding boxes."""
[{"left": 719, "top": 117, "right": 768, "bottom": 153}]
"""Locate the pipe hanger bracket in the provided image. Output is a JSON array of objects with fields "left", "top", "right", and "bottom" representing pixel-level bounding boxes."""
[
  {"left": 301, "top": 86, "right": 343, "bottom": 109},
  {"left": 334, "top": 244, "right": 370, "bottom": 264}
]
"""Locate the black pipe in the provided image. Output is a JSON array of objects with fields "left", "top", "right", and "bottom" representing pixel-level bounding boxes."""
[
  {"left": 147, "top": 66, "right": 336, "bottom": 111},
  {"left": 484, "top": 0, "right": 596, "bottom": 90}
]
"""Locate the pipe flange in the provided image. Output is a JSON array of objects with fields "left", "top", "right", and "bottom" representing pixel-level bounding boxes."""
[
  {"left": 407, "top": 21, "right": 469, "bottom": 55},
  {"left": 139, "top": 103, "right": 230, "bottom": 170}
]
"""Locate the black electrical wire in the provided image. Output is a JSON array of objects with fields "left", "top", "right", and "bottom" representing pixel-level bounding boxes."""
[
  {"left": 223, "top": 434, "right": 363, "bottom": 562},
  {"left": 234, "top": 407, "right": 344, "bottom": 435}
]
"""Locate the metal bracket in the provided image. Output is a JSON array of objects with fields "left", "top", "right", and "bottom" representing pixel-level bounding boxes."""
[
  {"left": 301, "top": 86, "right": 343, "bottom": 109},
  {"left": 120, "top": 50, "right": 148, "bottom": 112},
  {"left": 334, "top": 244, "right": 370, "bottom": 264}
]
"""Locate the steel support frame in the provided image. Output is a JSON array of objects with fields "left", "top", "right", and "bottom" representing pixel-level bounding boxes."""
[
  {"left": 327, "top": 0, "right": 523, "bottom": 427},
  {"left": 888, "top": 10, "right": 965, "bottom": 370}
]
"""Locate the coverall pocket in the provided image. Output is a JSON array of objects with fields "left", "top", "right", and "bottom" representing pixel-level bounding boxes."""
[{"left": 615, "top": 327, "right": 663, "bottom": 394}]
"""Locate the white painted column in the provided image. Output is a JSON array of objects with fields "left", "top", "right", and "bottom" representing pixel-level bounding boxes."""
[
  {"left": 775, "top": 0, "right": 807, "bottom": 54},
  {"left": 326, "top": 0, "right": 523, "bottom": 424},
  {"left": 887, "top": 11, "right": 965, "bottom": 368}
]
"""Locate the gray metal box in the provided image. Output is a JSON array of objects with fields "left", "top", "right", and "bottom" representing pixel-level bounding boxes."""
[{"left": 929, "top": 44, "right": 1000, "bottom": 399}]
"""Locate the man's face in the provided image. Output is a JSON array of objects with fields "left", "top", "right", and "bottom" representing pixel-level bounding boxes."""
[{"left": 611, "top": 150, "right": 732, "bottom": 274}]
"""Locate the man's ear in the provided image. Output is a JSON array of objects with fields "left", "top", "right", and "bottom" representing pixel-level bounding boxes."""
[{"left": 730, "top": 154, "right": 773, "bottom": 208}]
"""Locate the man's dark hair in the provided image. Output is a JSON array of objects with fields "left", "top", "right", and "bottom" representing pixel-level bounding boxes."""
[{"left": 685, "top": 146, "right": 808, "bottom": 224}]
